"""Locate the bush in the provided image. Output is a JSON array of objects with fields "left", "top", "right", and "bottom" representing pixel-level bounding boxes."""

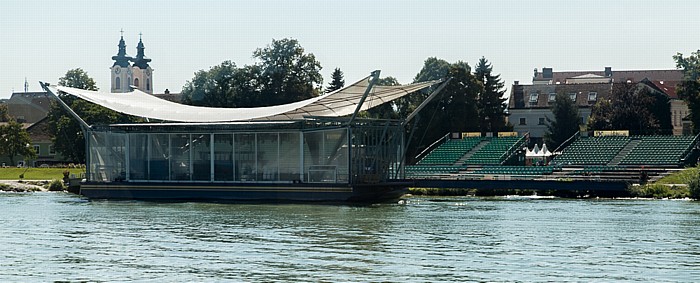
[
  {"left": 629, "top": 183, "right": 689, "bottom": 199},
  {"left": 688, "top": 170, "right": 700, "bottom": 200},
  {"left": 47, "top": 179, "right": 66, "bottom": 191}
]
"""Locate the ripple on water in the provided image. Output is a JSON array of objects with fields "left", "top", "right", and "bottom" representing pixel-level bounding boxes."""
[{"left": 0, "top": 193, "right": 700, "bottom": 281}]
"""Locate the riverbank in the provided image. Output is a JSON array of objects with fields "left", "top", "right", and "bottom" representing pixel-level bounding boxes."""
[
  {"left": 0, "top": 180, "right": 49, "bottom": 192},
  {"left": 0, "top": 168, "right": 82, "bottom": 180}
]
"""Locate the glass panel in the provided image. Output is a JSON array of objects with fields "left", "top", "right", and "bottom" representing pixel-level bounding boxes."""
[
  {"left": 129, "top": 134, "right": 148, "bottom": 180},
  {"left": 192, "top": 134, "right": 211, "bottom": 181},
  {"left": 110, "top": 133, "right": 126, "bottom": 182},
  {"left": 257, "top": 133, "right": 279, "bottom": 181},
  {"left": 235, "top": 133, "right": 256, "bottom": 181},
  {"left": 303, "top": 129, "right": 348, "bottom": 183},
  {"left": 214, "top": 134, "right": 234, "bottom": 181},
  {"left": 88, "top": 132, "right": 106, "bottom": 182},
  {"left": 149, "top": 134, "right": 169, "bottom": 181},
  {"left": 170, "top": 134, "right": 190, "bottom": 181},
  {"left": 279, "top": 133, "right": 301, "bottom": 182}
]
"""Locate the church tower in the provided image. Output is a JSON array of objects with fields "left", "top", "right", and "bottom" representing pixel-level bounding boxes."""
[
  {"left": 110, "top": 32, "right": 132, "bottom": 93},
  {"left": 130, "top": 33, "right": 153, "bottom": 94}
]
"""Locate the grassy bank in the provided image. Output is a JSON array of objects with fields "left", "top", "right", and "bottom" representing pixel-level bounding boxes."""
[
  {"left": 0, "top": 168, "right": 83, "bottom": 180},
  {"left": 627, "top": 166, "right": 699, "bottom": 198}
]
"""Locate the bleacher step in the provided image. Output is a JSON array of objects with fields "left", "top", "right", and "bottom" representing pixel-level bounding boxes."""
[
  {"left": 455, "top": 140, "right": 489, "bottom": 165},
  {"left": 608, "top": 139, "right": 640, "bottom": 166}
]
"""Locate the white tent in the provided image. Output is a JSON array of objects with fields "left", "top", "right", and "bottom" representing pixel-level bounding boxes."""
[{"left": 45, "top": 74, "right": 441, "bottom": 123}]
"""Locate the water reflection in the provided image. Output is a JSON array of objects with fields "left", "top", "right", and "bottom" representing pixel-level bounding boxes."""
[{"left": 0, "top": 193, "right": 699, "bottom": 281}]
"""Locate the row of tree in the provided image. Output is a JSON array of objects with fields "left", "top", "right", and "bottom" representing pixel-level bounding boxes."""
[{"left": 175, "top": 39, "right": 510, "bottom": 163}]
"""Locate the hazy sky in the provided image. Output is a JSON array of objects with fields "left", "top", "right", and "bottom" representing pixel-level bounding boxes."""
[{"left": 1, "top": 0, "right": 699, "bottom": 98}]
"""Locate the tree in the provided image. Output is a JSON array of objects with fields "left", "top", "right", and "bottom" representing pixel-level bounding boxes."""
[
  {"left": 326, "top": 68, "right": 345, "bottom": 93},
  {"left": 253, "top": 38, "right": 323, "bottom": 105},
  {"left": 404, "top": 58, "right": 480, "bottom": 163},
  {"left": 58, "top": 68, "right": 97, "bottom": 91},
  {"left": 0, "top": 104, "right": 9, "bottom": 122},
  {"left": 0, "top": 120, "right": 36, "bottom": 165},
  {"left": 544, "top": 93, "right": 581, "bottom": 149},
  {"left": 474, "top": 57, "right": 508, "bottom": 134},
  {"left": 181, "top": 61, "right": 240, "bottom": 107},
  {"left": 674, "top": 50, "right": 700, "bottom": 132},
  {"left": 587, "top": 83, "right": 670, "bottom": 135},
  {"left": 48, "top": 68, "right": 134, "bottom": 163},
  {"left": 363, "top": 76, "right": 401, "bottom": 119},
  {"left": 181, "top": 38, "right": 323, "bottom": 108}
]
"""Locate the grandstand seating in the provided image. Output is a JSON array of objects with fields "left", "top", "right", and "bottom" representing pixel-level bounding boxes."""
[
  {"left": 463, "top": 136, "right": 525, "bottom": 165},
  {"left": 417, "top": 137, "right": 481, "bottom": 165},
  {"left": 619, "top": 135, "right": 697, "bottom": 165},
  {"left": 552, "top": 136, "right": 630, "bottom": 165}
]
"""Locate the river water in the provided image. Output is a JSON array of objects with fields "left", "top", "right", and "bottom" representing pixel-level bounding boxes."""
[{"left": 1, "top": 192, "right": 700, "bottom": 282}]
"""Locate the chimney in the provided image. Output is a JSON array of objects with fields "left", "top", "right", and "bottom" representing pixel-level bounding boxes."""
[
  {"left": 533, "top": 68, "right": 538, "bottom": 78},
  {"left": 604, "top": 67, "right": 612, "bottom": 77},
  {"left": 514, "top": 81, "right": 519, "bottom": 85},
  {"left": 164, "top": 88, "right": 170, "bottom": 95},
  {"left": 542, "top": 68, "right": 553, "bottom": 78}
]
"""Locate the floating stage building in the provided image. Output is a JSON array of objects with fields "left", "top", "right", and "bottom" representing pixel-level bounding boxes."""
[{"left": 42, "top": 71, "right": 444, "bottom": 202}]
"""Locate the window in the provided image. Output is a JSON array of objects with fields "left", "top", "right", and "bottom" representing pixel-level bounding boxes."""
[
  {"left": 146, "top": 79, "right": 151, "bottom": 91},
  {"left": 538, "top": 118, "right": 545, "bottom": 125},
  {"left": 33, "top": 145, "right": 40, "bottom": 155},
  {"left": 529, "top": 93, "right": 539, "bottom": 103},
  {"left": 115, "top": 77, "right": 121, "bottom": 89},
  {"left": 588, "top": 92, "right": 597, "bottom": 101},
  {"left": 49, "top": 145, "right": 56, "bottom": 155},
  {"left": 548, "top": 93, "right": 556, "bottom": 103},
  {"left": 134, "top": 78, "right": 140, "bottom": 87},
  {"left": 519, "top": 118, "right": 527, "bottom": 125},
  {"left": 569, "top": 92, "right": 576, "bottom": 101}
]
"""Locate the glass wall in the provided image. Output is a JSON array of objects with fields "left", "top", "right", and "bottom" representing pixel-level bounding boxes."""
[
  {"left": 87, "top": 132, "right": 126, "bottom": 182},
  {"left": 149, "top": 134, "right": 169, "bottom": 180},
  {"left": 235, "top": 133, "right": 256, "bottom": 181},
  {"left": 303, "top": 129, "right": 348, "bottom": 183},
  {"left": 88, "top": 128, "right": 360, "bottom": 184},
  {"left": 257, "top": 133, "right": 279, "bottom": 181},
  {"left": 128, "top": 134, "right": 148, "bottom": 180},
  {"left": 170, "top": 134, "right": 190, "bottom": 181},
  {"left": 192, "top": 134, "right": 211, "bottom": 181},
  {"left": 279, "top": 133, "right": 301, "bottom": 182},
  {"left": 214, "top": 134, "right": 234, "bottom": 181}
]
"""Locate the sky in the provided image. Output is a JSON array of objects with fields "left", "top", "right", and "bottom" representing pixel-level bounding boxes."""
[{"left": 1, "top": 0, "right": 700, "bottom": 98}]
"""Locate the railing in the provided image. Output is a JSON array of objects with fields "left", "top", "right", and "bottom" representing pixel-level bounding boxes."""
[
  {"left": 553, "top": 131, "right": 581, "bottom": 154},
  {"left": 413, "top": 132, "right": 450, "bottom": 163}
]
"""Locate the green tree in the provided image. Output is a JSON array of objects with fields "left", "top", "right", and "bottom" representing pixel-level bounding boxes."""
[
  {"left": 0, "top": 120, "right": 36, "bottom": 165},
  {"left": 363, "top": 76, "right": 401, "bottom": 119},
  {"left": 588, "top": 82, "right": 669, "bottom": 135},
  {"left": 48, "top": 68, "right": 134, "bottom": 163},
  {"left": 253, "top": 38, "right": 323, "bottom": 105},
  {"left": 405, "top": 58, "right": 479, "bottom": 163},
  {"left": 474, "top": 57, "right": 508, "bottom": 134},
  {"left": 181, "top": 61, "right": 240, "bottom": 107},
  {"left": 544, "top": 92, "right": 581, "bottom": 149},
  {"left": 0, "top": 104, "right": 9, "bottom": 122},
  {"left": 674, "top": 50, "right": 700, "bottom": 133},
  {"left": 58, "top": 68, "right": 97, "bottom": 91},
  {"left": 326, "top": 67, "right": 345, "bottom": 93},
  {"left": 181, "top": 38, "right": 323, "bottom": 108}
]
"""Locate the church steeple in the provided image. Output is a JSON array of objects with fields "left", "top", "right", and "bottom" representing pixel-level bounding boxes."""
[
  {"left": 132, "top": 33, "right": 151, "bottom": 69},
  {"left": 111, "top": 30, "right": 132, "bottom": 68}
]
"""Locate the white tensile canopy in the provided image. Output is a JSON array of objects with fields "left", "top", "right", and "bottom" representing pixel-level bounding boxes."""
[{"left": 45, "top": 74, "right": 440, "bottom": 123}]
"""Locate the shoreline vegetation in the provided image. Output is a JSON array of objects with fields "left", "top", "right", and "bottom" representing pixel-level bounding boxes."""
[
  {"left": 0, "top": 168, "right": 80, "bottom": 192},
  {"left": 408, "top": 166, "right": 700, "bottom": 199},
  {"left": 1, "top": 167, "right": 699, "bottom": 199}
]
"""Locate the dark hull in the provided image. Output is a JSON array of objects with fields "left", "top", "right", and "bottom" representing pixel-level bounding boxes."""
[{"left": 79, "top": 181, "right": 410, "bottom": 203}]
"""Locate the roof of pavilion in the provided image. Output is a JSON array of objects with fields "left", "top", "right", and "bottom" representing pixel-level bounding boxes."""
[{"left": 43, "top": 71, "right": 441, "bottom": 123}]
